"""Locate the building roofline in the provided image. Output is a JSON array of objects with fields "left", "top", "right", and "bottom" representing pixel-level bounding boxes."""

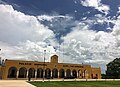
[{"left": 5, "top": 59, "right": 91, "bottom": 66}]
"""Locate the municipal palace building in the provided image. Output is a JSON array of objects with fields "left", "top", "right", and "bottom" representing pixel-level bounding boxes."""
[{"left": 0, "top": 55, "right": 101, "bottom": 80}]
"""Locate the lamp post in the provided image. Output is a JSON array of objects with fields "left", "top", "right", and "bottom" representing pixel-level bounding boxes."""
[
  {"left": 0, "top": 49, "right": 1, "bottom": 65},
  {"left": 43, "top": 50, "right": 46, "bottom": 82}
]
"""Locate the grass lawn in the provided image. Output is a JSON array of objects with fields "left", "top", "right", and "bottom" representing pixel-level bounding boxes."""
[{"left": 29, "top": 81, "right": 120, "bottom": 87}]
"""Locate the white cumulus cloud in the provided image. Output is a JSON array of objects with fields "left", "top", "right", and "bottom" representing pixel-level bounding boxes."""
[
  {"left": 80, "top": 0, "right": 110, "bottom": 15},
  {"left": 0, "top": 4, "right": 57, "bottom": 60},
  {"left": 37, "top": 15, "right": 73, "bottom": 22},
  {"left": 60, "top": 23, "right": 120, "bottom": 73}
]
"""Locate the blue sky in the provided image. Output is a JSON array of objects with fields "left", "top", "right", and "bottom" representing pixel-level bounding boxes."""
[
  {"left": 3, "top": 0, "right": 116, "bottom": 36},
  {"left": 0, "top": 0, "right": 120, "bottom": 73}
]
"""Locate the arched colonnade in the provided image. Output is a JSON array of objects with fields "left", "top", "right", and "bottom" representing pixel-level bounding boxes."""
[{"left": 7, "top": 67, "right": 89, "bottom": 79}]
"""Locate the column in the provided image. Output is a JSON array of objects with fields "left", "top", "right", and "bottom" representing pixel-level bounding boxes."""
[
  {"left": 26, "top": 70, "right": 29, "bottom": 78},
  {"left": 43, "top": 71, "right": 45, "bottom": 78},
  {"left": 35, "top": 71, "right": 37, "bottom": 79},
  {"left": 42, "top": 70, "right": 45, "bottom": 82},
  {"left": 51, "top": 71, "right": 52, "bottom": 78},
  {"left": 58, "top": 71, "right": 59, "bottom": 78},
  {"left": 64, "top": 71, "right": 66, "bottom": 77},
  {"left": 83, "top": 72, "right": 84, "bottom": 79},
  {"left": 86, "top": 73, "right": 89, "bottom": 79},
  {"left": 16, "top": 71, "right": 19, "bottom": 79},
  {"left": 77, "top": 72, "right": 79, "bottom": 78},
  {"left": 71, "top": 72, "right": 72, "bottom": 76}
]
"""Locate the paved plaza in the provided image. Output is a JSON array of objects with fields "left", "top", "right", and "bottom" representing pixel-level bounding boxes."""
[{"left": 0, "top": 80, "right": 36, "bottom": 87}]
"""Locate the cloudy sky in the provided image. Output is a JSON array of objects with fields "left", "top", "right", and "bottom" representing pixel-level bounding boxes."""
[{"left": 0, "top": 0, "right": 120, "bottom": 73}]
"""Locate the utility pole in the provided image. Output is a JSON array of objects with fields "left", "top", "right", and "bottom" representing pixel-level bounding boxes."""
[
  {"left": 43, "top": 49, "right": 46, "bottom": 82},
  {"left": 0, "top": 57, "right": 1, "bottom": 65},
  {"left": 0, "top": 49, "right": 1, "bottom": 65}
]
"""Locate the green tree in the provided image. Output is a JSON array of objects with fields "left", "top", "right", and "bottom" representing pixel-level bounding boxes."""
[{"left": 106, "top": 58, "right": 120, "bottom": 79}]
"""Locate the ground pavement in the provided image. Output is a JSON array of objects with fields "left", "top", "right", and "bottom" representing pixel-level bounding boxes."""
[{"left": 0, "top": 80, "right": 36, "bottom": 87}]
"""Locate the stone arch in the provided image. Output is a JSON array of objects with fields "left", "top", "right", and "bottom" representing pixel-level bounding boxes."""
[
  {"left": 28, "top": 68, "right": 35, "bottom": 78},
  {"left": 18, "top": 67, "right": 27, "bottom": 78},
  {"left": 37, "top": 68, "right": 43, "bottom": 78},
  {"left": 7, "top": 67, "right": 17, "bottom": 78},
  {"left": 59, "top": 69, "right": 65, "bottom": 78},
  {"left": 72, "top": 69, "right": 77, "bottom": 78},
  {"left": 45, "top": 68, "right": 51, "bottom": 78},
  {"left": 52, "top": 68, "right": 58, "bottom": 78},
  {"left": 66, "top": 69, "right": 71, "bottom": 77}
]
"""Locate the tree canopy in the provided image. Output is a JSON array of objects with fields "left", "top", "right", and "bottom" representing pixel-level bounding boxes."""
[{"left": 106, "top": 58, "right": 120, "bottom": 79}]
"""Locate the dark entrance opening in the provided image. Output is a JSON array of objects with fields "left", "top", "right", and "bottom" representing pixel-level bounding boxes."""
[
  {"left": 52, "top": 68, "right": 58, "bottom": 78},
  {"left": 28, "top": 68, "right": 35, "bottom": 78},
  {"left": 8, "top": 67, "right": 17, "bottom": 78},
  {"left": 18, "top": 67, "right": 27, "bottom": 78},
  {"left": 45, "top": 68, "right": 51, "bottom": 79},
  {"left": 66, "top": 69, "right": 71, "bottom": 77},
  {"left": 59, "top": 69, "right": 65, "bottom": 78},
  {"left": 72, "top": 70, "right": 77, "bottom": 78},
  {"left": 37, "top": 68, "right": 43, "bottom": 78}
]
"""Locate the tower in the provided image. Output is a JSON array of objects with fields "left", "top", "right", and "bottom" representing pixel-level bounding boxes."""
[{"left": 51, "top": 55, "right": 58, "bottom": 63}]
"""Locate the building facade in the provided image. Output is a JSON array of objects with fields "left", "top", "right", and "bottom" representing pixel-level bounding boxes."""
[{"left": 0, "top": 55, "right": 101, "bottom": 80}]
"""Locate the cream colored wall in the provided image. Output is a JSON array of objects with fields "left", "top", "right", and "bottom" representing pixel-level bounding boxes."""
[{"left": 91, "top": 68, "right": 101, "bottom": 79}]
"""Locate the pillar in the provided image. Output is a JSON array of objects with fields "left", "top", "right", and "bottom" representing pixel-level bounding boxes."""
[
  {"left": 86, "top": 73, "right": 89, "bottom": 79},
  {"left": 71, "top": 72, "right": 72, "bottom": 76},
  {"left": 26, "top": 70, "right": 29, "bottom": 78},
  {"left": 43, "top": 71, "right": 45, "bottom": 78},
  {"left": 83, "top": 72, "right": 85, "bottom": 78},
  {"left": 64, "top": 71, "right": 66, "bottom": 77},
  {"left": 77, "top": 72, "right": 79, "bottom": 78},
  {"left": 35, "top": 71, "right": 37, "bottom": 79},
  {"left": 16, "top": 71, "right": 19, "bottom": 79},
  {"left": 51, "top": 71, "right": 52, "bottom": 78},
  {"left": 58, "top": 71, "right": 59, "bottom": 78}
]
